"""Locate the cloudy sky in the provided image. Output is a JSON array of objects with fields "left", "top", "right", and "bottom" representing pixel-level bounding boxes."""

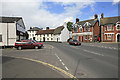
[{"left": 0, "top": 0, "right": 119, "bottom": 30}]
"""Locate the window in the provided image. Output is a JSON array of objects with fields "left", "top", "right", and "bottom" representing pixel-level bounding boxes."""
[
  {"left": 73, "top": 28, "right": 75, "bottom": 32},
  {"left": 76, "top": 28, "right": 78, "bottom": 32},
  {"left": 0, "top": 35, "right": 2, "bottom": 42},
  {"left": 51, "top": 38, "right": 53, "bottom": 40},
  {"left": 80, "top": 28, "right": 82, "bottom": 32},
  {"left": 51, "top": 34, "right": 52, "bottom": 37},
  {"left": 47, "top": 38, "right": 49, "bottom": 40},
  {"left": 47, "top": 34, "right": 49, "bottom": 37},
  {"left": 117, "top": 25, "right": 120, "bottom": 30},
  {"left": 32, "top": 34, "right": 34, "bottom": 37},
  {"left": 107, "top": 34, "right": 111, "bottom": 40},
  {"left": 84, "top": 27, "right": 87, "bottom": 32},
  {"left": 88, "top": 26, "right": 90, "bottom": 31},
  {"left": 85, "top": 35, "right": 87, "bottom": 40},
  {"left": 88, "top": 35, "right": 90, "bottom": 40},
  {"left": 107, "top": 25, "right": 112, "bottom": 31},
  {"left": 104, "top": 34, "right": 107, "bottom": 40},
  {"left": 105, "top": 26, "right": 107, "bottom": 31}
]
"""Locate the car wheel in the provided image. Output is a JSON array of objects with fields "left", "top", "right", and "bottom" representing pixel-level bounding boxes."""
[
  {"left": 18, "top": 46, "right": 22, "bottom": 50},
  {"left": 35, "top": 46, "right": 38, "bottom": 49}
]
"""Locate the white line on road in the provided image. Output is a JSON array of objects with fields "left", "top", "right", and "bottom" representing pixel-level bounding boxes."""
[
  {"left": 62, "top": 62, "right": 65, "bottom": 65},
  {"left": 55, "top": 54, "right": 69, "bottom": 71},
  {"left": 65, "top": 66, "right": 69, "bottom": 71},
  {"left": 83, "top": 49, "right": 104, "bottom": 56}
]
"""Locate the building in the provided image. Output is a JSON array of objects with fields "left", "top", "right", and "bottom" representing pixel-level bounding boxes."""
[
  {"left": 27, "top": 27, "right": 41, "bottom": 40},
  {"left": 36, "top": 27, "right": 55, "bottom": 42},
  {"left": 72, "top": 14, "right": 99, "bottom": 42},
  {"left": 54, "top": 23, "right": 69, "bottom": 42},
  {"left": 100, "top": 14, "right": 120, "bottom": 42},
  {"left": 0, "top": 16, "right": 26, "bottom": 46}
]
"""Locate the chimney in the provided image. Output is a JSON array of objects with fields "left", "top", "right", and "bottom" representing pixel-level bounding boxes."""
[
  {"left": 94, "top": 14, "right": 98, "bottom": 19},
  {"left": 30, "top": 27, "right": 32, "bottom": 29},
  {"left": 101, "top": 13, "right": 104, "bottom": 19},
  {"left": 46, "top": 27, "right": 49, "bottom": 30},
  {"left": 76, "top": 18, "right": 79, "bottom": 23}
]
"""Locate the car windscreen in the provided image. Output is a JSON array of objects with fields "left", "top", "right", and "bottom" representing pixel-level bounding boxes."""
[{"left": 73, "top": 40, "right": 78, "bottom": 42}]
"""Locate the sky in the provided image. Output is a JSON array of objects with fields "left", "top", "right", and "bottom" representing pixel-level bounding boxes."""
[{"left": 0, "top": 0, "right": 120, "bottom": 30}]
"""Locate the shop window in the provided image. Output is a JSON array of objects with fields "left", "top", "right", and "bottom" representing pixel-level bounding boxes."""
[{"left": 80, "top": 28, "right": 82, "bottom": 32}]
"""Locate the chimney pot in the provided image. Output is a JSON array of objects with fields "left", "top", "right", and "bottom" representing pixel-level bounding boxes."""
[
  {"left": 94, "top": 14, "right": 98, "bottom": 19},
  {"left": 46, "top": 27, "right": 49, "bottom": 30},
  {"left": 76, "top": 18, "right": 79, "bottom": 23},
  {"left": 101, "top": 13, "right": 104, "bottom": 19}
]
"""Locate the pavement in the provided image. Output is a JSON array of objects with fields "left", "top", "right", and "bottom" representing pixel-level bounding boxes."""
[{"left": 1, "top": 42, "right": 119, "bottom": 79}]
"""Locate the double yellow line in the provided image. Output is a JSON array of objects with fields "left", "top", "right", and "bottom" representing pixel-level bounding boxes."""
[{"left": 4, "top": 55, "right": 78, "bottom": 80}]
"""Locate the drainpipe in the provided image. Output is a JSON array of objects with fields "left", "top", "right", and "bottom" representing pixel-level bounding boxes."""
[{"left": 7, "top": 23, "right": 8, "bottom": 46}]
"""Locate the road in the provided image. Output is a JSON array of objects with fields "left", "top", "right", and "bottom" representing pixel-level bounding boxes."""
[
  {"left": 49, "top": 42, "right": 118, "bottom": 78},
  {"left": 2, "top": 42, "right": 118, "bottom": 79}
]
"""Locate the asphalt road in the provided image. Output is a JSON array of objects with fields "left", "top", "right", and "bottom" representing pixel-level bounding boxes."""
[
  {"left": 48, "top": 42, "right": 118, "bottom": 78},
  {"left": 2, "top": 42, "right": 119, "bottom": 79},
  {"left": 2, "top": 56, "right": 64, "bottom": 78}
]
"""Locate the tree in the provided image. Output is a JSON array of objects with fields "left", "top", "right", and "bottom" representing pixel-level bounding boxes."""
[{"left": 67, "top": 22, "right": 73, "bottom": 31}]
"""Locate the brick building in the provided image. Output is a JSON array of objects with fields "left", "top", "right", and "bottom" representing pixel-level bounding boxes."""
[
  {"left": 72, "top": 14, "right": 99, "bottom": 42},
  {"left": 100, "top": 14, "right": 120, "bottom": 42}
]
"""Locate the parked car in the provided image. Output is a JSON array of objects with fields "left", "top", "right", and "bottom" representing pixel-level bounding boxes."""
[
  {"left": 15, "top": 41, "right": 43, "bottom": 50},
  {"left": 69, "top": 39, "right": 81, "bottom": 46},
  {"left": 20, "top": 40, "right": 43, "bottom": 47}
]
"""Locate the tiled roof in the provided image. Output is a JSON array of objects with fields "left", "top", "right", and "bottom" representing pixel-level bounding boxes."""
[
  {"left": 54, "top": 26, "right": 64, "bottom": 34},
  {"left": 0, "top": 16, "right": 22, "bottom": 23},
  {"left": 77, "top": 19, "right": 98, "bottom": 27},
  {"left": 100, "top": 16, "right": 120, "bottom": 25},
  {"left": 28, "top": 27, "right": 41, "bottom": 31},
  {"left": 36, "top": 29, "right": 55, "bottom": 35}
]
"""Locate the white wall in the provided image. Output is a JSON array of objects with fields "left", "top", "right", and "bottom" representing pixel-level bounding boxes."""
[
  {"left": 0, "top": 23, "right": 16, "bottom": 46},
  {"left": 60, "top": 23, "right": 69, "bottom": 42}
]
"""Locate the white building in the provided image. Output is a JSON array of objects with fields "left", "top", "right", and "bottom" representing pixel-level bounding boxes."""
[
  {"left": 54, "top": 23, "right": 69, "bottom": 42},
  {"left": 35, "top": 27, "right": 55, "bottom": 42},
  {"left": 0, "top": 17, "right": 26, "bottom": 46},
  {"left": 27, "top": 27, "right": 41, "bottom": 40}
]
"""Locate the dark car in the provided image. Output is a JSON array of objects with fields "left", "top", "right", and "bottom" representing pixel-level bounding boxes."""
[
  {"left": 69, "top": 39, "right": 81, "bottom": 46},
  {"left": 15, "top": 41, "right": 42, "bottom": 50}
]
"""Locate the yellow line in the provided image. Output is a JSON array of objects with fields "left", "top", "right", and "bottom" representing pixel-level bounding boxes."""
[{"left": 3, "top": 55, "right": 77, "bottom": 80}]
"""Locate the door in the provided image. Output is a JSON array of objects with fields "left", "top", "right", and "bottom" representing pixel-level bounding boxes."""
[
  {"left": 117, "top": 34, "right": 120, "bottom": 42},
  {"left": 33, "top": 37, "right": 35, "bottom": 40},
  {"left": 43, "top": 37, "right": 45, "bottom": 42}
]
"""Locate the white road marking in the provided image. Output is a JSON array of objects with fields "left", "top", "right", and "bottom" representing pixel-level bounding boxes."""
[
  {"left": 83, "top": 49, "right": 104, "bottom": 56},
  {"left": 62, "top": 62, "right": 65, "bottom": 65},
  {"left": 55, "top": 54, "right": 69, "bottom": 71},
  {"left": 65, "top": 66, "right": 69, "bottom": 71}
]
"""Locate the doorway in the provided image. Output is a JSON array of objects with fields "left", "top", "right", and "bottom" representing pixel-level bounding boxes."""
[
  {"left": 43, "top": 37, "right": 45, "bottom": 42},
  {"left": 117, "top": 34, "right": 120, "bottom": 42}
]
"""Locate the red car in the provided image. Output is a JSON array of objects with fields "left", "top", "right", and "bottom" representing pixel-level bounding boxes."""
[
  {"left": 69, "top": 39, "right": 81, "bottom": 46},
  {"left": 15, "top": 40, "right": 43, "bottom": 50},
  {"left": 21, "top": 40, "right": 43, "bottom": 47}
]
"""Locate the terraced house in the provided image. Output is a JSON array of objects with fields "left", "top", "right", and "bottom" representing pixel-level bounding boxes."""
[
  {"left": 35, "top": 27, "right": 55, "bottom": 42},
  {"left": 100, "top": 14, "right": 120, "bottom": 42},
  {"left": 72, "top": 14, "right": 99, "bottom": 42}
]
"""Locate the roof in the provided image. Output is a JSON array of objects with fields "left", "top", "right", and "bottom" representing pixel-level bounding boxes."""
[
  {"left": 100, "top": 16, "right": 120, "bottom": 25},
  {"left": 77, "top": 19, "right": 98, "bottom": 27},
  {"left": 36, "top": 29, "right": 55, "bottom": 35},
  {"left": 28, "top": 27, "right": 41, "bottom": 31},
  {"left": 0, "top": 16, "right": 22, "bottom": 23},
  {"left": 54, "top": 26, "right": 64, "bottom": 34}
]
